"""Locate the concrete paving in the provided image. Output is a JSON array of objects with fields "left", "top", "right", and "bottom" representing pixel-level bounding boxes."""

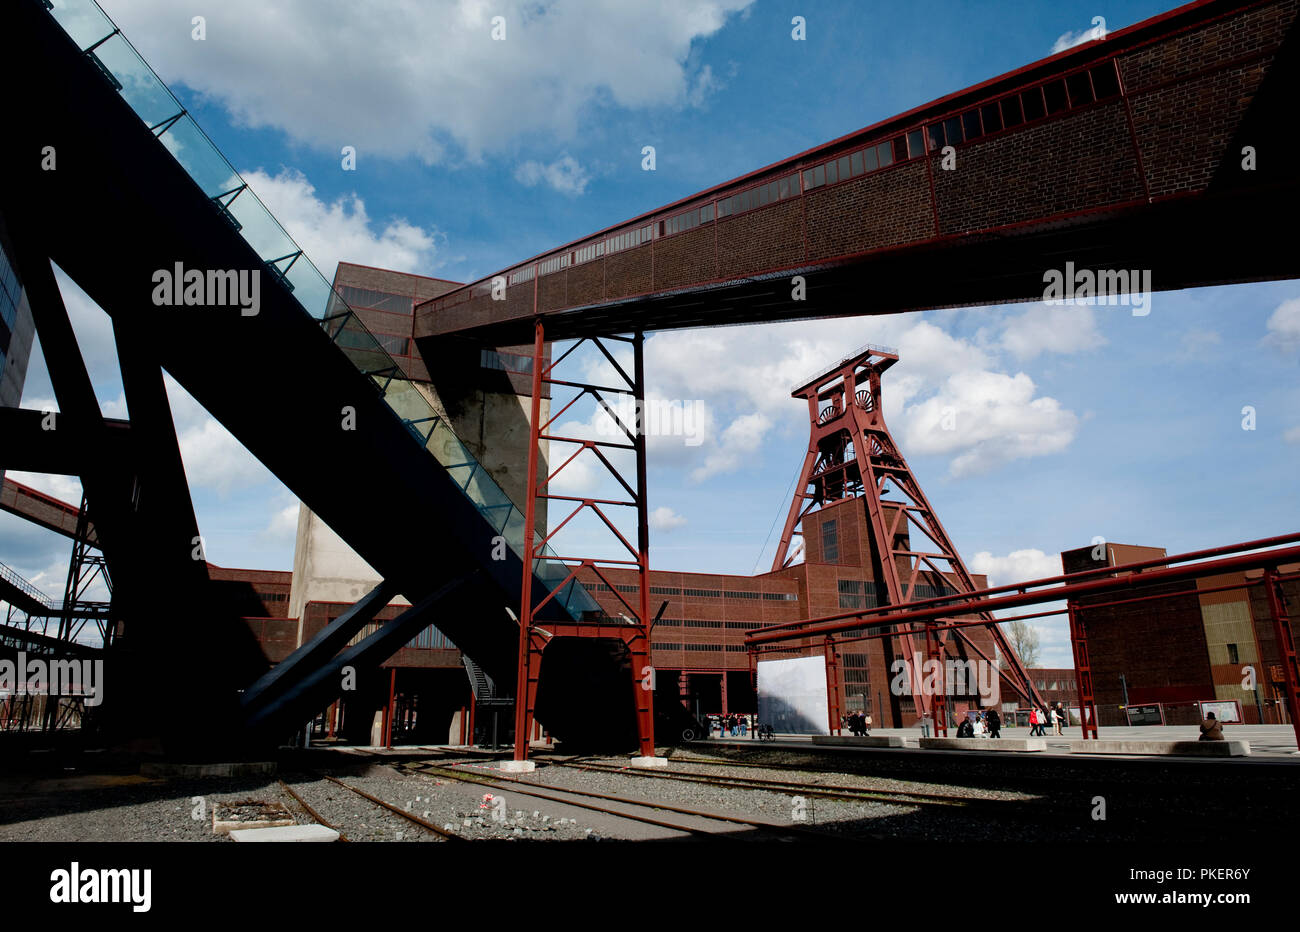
[{"left": 707, "top": 725, "right": 1299, "bottom": 758}]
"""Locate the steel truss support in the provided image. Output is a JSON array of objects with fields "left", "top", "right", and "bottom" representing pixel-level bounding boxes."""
[
  {"left": 771, "top": 346, "right": 1044, "bottom": 721},
  {"left": 1067, "top": 603, "right": 1100, "bottom": 739},
  {"left": 513, "top": 319, "right": 655, "bottom": 761},
  {"left": 1262, "top": 567, "right": 1300, "bottom": 751}
]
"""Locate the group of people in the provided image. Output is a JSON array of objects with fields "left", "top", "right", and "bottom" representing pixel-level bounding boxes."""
[
  {"left": 715, "top": 713, "right": 750, "bottom": 737},
  {"left": 955, "top": 708, "right": 1002, "bottom": 738},
  {"left": 1027, "top": 702, "right": 1067, "bottom": 736},
  {"left": 841, "top": 711, "right": 872, "bottom": 736}
]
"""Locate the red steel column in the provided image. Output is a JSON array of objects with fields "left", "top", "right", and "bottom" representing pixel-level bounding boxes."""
[
  {"left": 824, "top": 637, "right": 842, "bottom": 735},
  {"left": 513, "top": 320, "right": 547, "bottom": 762},
  {"left": 631, "top": 330, "right": 656, "bottom": 757},
  {"left": 1067, "top": 602, "right": 1099, "bottom": 739},
  {"left": 383, "top": 668, "right": 396, "bottom": 748},
  {"left": 1263, "top": 568, "right": 1300, "bottom": 750}
]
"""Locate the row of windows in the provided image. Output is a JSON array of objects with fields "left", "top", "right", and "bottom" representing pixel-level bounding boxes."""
[
  {"left": 588, "top": 582, "right": 640, "bottom": 593},
  {"left": 336, "top": 284, "right": 412, "bottom": 315},
  {"left": 374, "top": 332, "right": 410, "bottom": 356},
  {"left": 480, "top": 348, "right": 534, "bottom": 374},
  {"left": 839, "top": 593, "right": 882, "bottom": 611},
  {"left": 489, "top": 59, "right": 1122, "bottom": 295},
  {"left": 255, "top": 591, "right": 288, "bottom": 602},
  {"left": 655, "top": 584, "right": 795, "bottom": 600},
  {"left": 663, "top": 202, "right": 714, "bottom": 236},
  {"left": 649, "top": 643, "right": 732, "bottom": 652},
  {"left": 926, "top": 61, "right": 1121, "bottom": 151},
  {"left": 654, "top": 619, "right": 764, "bottom": 630},
  {"left": 1035, "top": 680, "right": 1065, "bottom": 691},
  {"left": 716, "top": 173, "right": 800, "bottom": 219},
  {"left": 801, "top": 60, "right": 1122, "bottom": 196}
]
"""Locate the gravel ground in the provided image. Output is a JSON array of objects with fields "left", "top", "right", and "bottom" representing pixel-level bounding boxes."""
[
  {"left": 3, "top": 743, "right": 1293, "bottom": 842},
  {"left": 0, "top": 773, "right": 302, "bottom": 842}
]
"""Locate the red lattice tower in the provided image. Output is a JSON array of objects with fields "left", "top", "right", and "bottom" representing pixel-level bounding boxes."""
[{"left": 771, "top": 344, "right": 1045, "bottom": 729}]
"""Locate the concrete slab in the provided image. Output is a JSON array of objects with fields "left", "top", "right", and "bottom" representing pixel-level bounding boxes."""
[
  {"left": 1071, "top": 740, "right": 1251, "bottom": 757},
  {"left": 229, "top": 824, "right": 339, "bottom": 843},
  {"left": 919, "top": 737, "right": 1046, "bottom": 752},
  {"left": 498, "top": 760, "right": 536, "bottom": 773},
  {"left": 628, "top": 756, "right": 669, "bottom": 769},
  {"left": 812, "top": 735, "right": 907, "bottom": 748}
]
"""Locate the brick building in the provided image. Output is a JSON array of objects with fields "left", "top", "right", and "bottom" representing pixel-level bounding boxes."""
[{"left": 1061, "top": 543, "right": 1300, "bottom": 726}]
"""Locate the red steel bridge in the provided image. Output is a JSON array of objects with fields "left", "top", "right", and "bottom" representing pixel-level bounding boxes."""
[{"left": 417, "top": 0, "right": 1300, "bottom": 345}]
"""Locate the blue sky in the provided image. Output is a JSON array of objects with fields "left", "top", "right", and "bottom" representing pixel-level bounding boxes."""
[{"left": 3, "top": 0, "right": 1298, "bottom": 666}]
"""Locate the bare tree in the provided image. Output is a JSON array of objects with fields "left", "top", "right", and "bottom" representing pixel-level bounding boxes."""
[{"left": 1001, "top": 619, "right": 1041, "bottom": 669}]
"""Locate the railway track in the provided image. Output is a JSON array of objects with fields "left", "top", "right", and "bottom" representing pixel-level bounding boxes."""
[
  {"left": 545, "top": 757, "right": 1069, "bottom": 820},
  {"left": 398, "top": 761, "right": 853, "bottom": 841},
  {"left": 281, "top": 772, "right": 465, "bottom": 842}
]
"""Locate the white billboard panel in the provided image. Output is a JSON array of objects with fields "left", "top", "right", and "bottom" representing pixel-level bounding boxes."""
[{"left": 757, "top": 655, "right": 828, "bottom": 735}]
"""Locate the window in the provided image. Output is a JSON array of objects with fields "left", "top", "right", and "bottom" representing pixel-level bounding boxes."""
[
  {"left": 1227, "top": 643, "right": 1239, "bottom": 664},
  {"left": 837, "top": 155, "right": 851, "bottom": 179},
  {"left": 961, "top": 109, "right": 982, "bottom": 141},
  {"left": 980, "top": 102, "right": 1003, "bottom": 134},
  {"left": 1001, "top": 94, "right": 1024, "bottom": 128},
  {"left": 337, "top": 285, "right": 412, "bottom": 315},
  {"left": 850, "top": 150, "right": 864, "bottom": 175},
  {"left": 863, "top": 145, "right": 879, "bottom": 172},
  {"left": 876, "top": 140, "right": 894, "bottom": 168},
  {"left": 943, "top": 115, "right": 963, "bottom": 147},
  {"left": 481, "top": 348, "right": 533, "bottom": 374},
  {"left": 826, "top": 159, "right": 839, "bottom": 184},
  {"left": 1043, "top": 79, "right": 1068, "bottom": 115},
  {"left": 1091, "top": 62, "right": 1121, "bottom": 99},
  {"left": 1066, "top": 71, "right": 1094, "bottom": 107},
  {"left": 821, "top": 518, "right": 839, "bottom": 563},
  {"left": 892, "top": 136, "right": 908, "bottom": 163},
  {"left": 1021, "top": 86, "right": 1046, "bottom": 121},
  {"left": 926, "top": 123, "right": 944, "bottom": 151},
  {"left": 906, "top": 129, "right": 924, "bottom": 158}
]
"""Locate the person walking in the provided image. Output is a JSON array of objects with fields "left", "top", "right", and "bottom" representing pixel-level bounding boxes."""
[
  {"left": 986, "top": 708, "right": 1001, "bottom": 738},
  {"left": 1029, "top": 706, "right": 1041, "bottom": 736},
  {"left": 1053, "top": 704, "right": 1065, "bottom": 735}
]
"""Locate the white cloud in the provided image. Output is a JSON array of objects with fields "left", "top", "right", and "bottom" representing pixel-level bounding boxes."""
[
  {"left": 1265, "top": 297, "right": 1300, "bottom": 351},
  {"left": 690, "top": 412, "right": 769, "bottom": 481},
  {"left": 1284, "top": 425, "right": 1300, "bottom": 445},
  {"left": 970, "top": 548, "right": 1063, "bottom": 587},
  {"left": 1000, "top": 305, "right": 1106, "bottom": 360},
  {"left": 241, "top": 168, "right": 439, "bottom": 277},
  {"left": 100, "top": 0, "right": 752, "bottom": 162},
  {"left": 1051, "top": 24, "right": 1103, "bottom": 54},
  {"left": 902, "top": 370, "right": 1078, "bottom": 477},
  {"left": 161, "top": 376, "right": 277, "bottom": 495},
  {"left": 261, "top": 502, "right": 301, "bottom": 546},
  {"left": 649, "top": 506, "right": 687, "bottom": 532},
  {"left": 1176, "top": 328, "right": 1222, "bottom": 359},
  {"left": 514, "top": 155, "right": 590, "bottom": 195}
]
